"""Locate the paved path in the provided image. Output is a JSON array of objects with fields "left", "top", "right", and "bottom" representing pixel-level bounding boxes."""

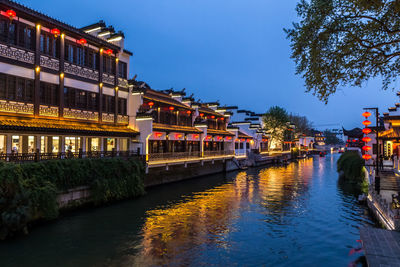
[
  {"left": 360, "top": 227, "right": 400, "bottom": 266},
  {"left": 380, "top": 171, "right": 400, "bottom": 191}
]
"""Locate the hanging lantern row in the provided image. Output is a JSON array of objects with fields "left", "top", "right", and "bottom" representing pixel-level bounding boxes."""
[{"left": 362, "top": 111, "right": 372, "bottom": 162}]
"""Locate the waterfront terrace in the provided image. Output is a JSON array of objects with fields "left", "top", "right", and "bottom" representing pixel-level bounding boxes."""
[{"left": 0, "top": 0, "right": 139, "bottom": 161}]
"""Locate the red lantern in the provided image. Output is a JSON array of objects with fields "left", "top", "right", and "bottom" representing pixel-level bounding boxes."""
[
  {"left": 105, "top": 49, "right": 113, "bottom": 55},
  {"left": 154, "top": 132, "right": 163, "bottom": 138},
  {"left": 193, "top": 134, "right": 199, "bottom": 139},
  {"left": 6, "top": 10, "right": 16, "bottom": 19},
  {"left": 169, "top": 106, "right": 174, "bottom": 111},
  {"left": 148, "top": 101, "right": 154, "bottom": 107},
  {"left": 77, "top": 38, "right": 87, "bottom": 45},
  {"left": 362, "top": 145, "right": 371, "bottom": 151},
  {"left": 211, "top": 116, "right": 215, "bottom": 119},
  {"left": 199, "top": 113, "right": 204, "bottom": 117},
  {"left": 363, "top": 154, "right": 372, "bottom": 160},
  {"left": 352, "top": 139, "right": 357, "bottom": 142},
  {"left": 362, "top": 137, "right": 371, "bottom": 143},
  {"left": 186, "top": 110, "right": 191, "bottom": 115},
  {"left": 51, "top": 28, "right": 60, "bottom": 37},
  {"left": 362, "top": 128, "right": 372, "bottom": 134},
  {"left": 362, "top": 120, "right": 371, "bottom": 126},
  {"left": 362, "top": 111, "right": 372, "bottom": 118}
]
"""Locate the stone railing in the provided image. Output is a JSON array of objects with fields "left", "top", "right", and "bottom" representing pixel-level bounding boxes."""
[
  {"left": 102, "top": 73, "right": 115, "bottom": 85},
  {"left": 117, "top": 115, "right": 129, "bottom": 124},
  {"left": 64, "top": 62, "right": 99, "bottom": 81},
  {"left": 149, "top": 151, "right": 201, "bottom": 161},
  {"left": 118, "top": 77, "right": 129, "bottom": 88},
  {"left": 204, "top": 150, "right": 235, "bottom": 157},
  {"left": 369, "top": 185, "right": 400, "bottom": 230},
  {"left": 0, "top": 44, "right": 34, "bottom": 64},
  {"left": 39, "top": 105, "right": 59, "bottom": 117},
  {"left": 40, "top": 55, "right": 59, "bottom": 71},
  {"left": 63, "top": 109, "right": 99, "bottom": 121},
  {"left": 102, "top": 113, "right": 115, "bottom": 123},
  {"left": 0, "top": 100, "right": 34, "bottom": 114},
  {"left": 148, "top": 150, "right": 235, "bottom": 162}
]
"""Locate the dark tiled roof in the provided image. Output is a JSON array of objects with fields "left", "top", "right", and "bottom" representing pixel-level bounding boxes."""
[
  {"left": 144, "top": 89, "right": 192, "bottom": 110},
  {"left": 0, "top": 116, "right": 138, "bottom": 137},
  {"left": 152, "top": 123, "right": 202, "bottom": 134},
  {"left": 206, "top": 128, "right": 235, "bottom": 136},
  {"left": 238, "top": 131, "right": 253, "bottom": 139},
  {"left": 198, "top": 105, "right": 223, "bottom": 117},
  {"left": 1, "top": 0, "right": 119, "bottom": 50}
]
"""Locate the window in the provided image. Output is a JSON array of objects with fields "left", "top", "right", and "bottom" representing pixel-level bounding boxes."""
[
  {"left": 40, "top": 32, "right": 58, "bottom": 57},
  {"left": 65, "top": 42, "right": 97, "bottom": 69},
  {"left": 102, "top": 95, "right": 115, "bottom": 113},
  {"left": 0, "top": 73, "right": 33, "bottom": 103},
  {"left": 77, "top": 90, "right": 87, "bottom": 109},
  {"left": 118, "top": 98, "right": 127, "bottom": 115},
  {"left": 40, "top": 82, "right": 58, "bottom": 106},
  {"left": 88, "top": 92, "right": 98, "bottom": 111},
  {"left": 103, "top": 55, "right": 115, "bottom": 74},
  {"left": 0, "top": 18, "right": 34, "bottom": 49},
  {"left": 118, "top": 61, "right": 127, "bottom": 79}
]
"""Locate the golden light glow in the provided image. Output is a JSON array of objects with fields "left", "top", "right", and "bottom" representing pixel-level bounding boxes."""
[
  {"left": 99, "top": 82, "right": 103, "bottom": 88},
  {"left": 100, "top": 48, "right": 104, "bottom": 54},
  {"left": 61, "top": 33, "right": 65, "bottom": 39},
  {"left": 116, "top": 58, "right": 119, "bottom": 62},
  {"left": 115, "top": 86, "right": 119, "bottom": 91},
  {"left": 36, "top": 24, "right": 41, "bottom": 30},
  {"left": 59, "top": 72, "right": 64, "bottom": 79},
  {"left": 35, "top": 66, "right": 40, "bottom": 73},
  {"left": 129, "top": 158, "right": 315, "bottom": 266}
]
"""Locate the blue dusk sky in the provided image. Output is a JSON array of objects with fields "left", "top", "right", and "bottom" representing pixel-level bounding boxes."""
[{"left": 19, "top": 0, "right": 398, "bottom": 129}]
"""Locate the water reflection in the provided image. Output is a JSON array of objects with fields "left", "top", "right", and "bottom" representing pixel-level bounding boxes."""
[
  {"left": 0, "top": 154, "right": 375, "bottom": 267},
  {"left": 127, "top": 157, "right": 357, "bottom": 266}
]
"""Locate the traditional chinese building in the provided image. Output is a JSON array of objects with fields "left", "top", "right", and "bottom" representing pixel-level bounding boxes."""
[{"left": 0, "top": 1, "right": 139, "bottom": 160}]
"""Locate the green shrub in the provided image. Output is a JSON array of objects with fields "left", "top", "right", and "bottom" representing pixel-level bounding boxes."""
[
  {"left": 337, "top": 151, "right": 366, "bottom": 182},
  {"left": 0, "top": 157, "right": 145, "bottom": 240}
]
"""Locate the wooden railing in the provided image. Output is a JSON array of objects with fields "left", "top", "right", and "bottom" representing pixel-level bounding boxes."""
[{"left": 0, "top": 150, "right": 142, "bottom": 163}]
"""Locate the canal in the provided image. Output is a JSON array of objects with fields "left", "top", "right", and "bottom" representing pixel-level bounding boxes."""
[{"left": 1, "top": 153, "right": 375, "bottom": 266}]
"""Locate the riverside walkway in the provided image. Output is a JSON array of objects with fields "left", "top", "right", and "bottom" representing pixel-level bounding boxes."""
[{"left": 360, "top": 227, "right": 400, "bottom": 266}]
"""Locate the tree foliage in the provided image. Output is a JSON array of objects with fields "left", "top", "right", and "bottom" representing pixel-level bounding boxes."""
[
  {"left": 286, "top": 0, "right": 400, "bottom": 103},
  {"left": 263, "top": 106, "right": 289, "bottom": 149},
  {"left": 323, "top": 129, "right": 344, "bottom": 145},
  {"left": 289, "top": 113, "right": 313, "bottom": 135},
  {"left": 0, "top": 157, "right": 145, "bottom": 240}
]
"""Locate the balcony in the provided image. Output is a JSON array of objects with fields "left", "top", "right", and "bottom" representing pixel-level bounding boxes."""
[
  {"left": 64, "top": 62, "right": 99, "bottom": 81},
  {"left": 40, "top": 55, "right": 59, "bottom": 71},
  {"left": 0, "top": 100, "right": 34, "bottom": 115},
  {"left": 0, "top": 43, "right": 34, "bottom": 65}
]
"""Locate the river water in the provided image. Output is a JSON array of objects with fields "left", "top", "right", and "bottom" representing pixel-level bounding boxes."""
[{"left": 1, "top": 153, "right": 375, "bottom": 267}]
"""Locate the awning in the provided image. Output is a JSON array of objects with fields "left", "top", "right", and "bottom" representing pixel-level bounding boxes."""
[
  {"left": 379, "top": 127, "right": 400, "bottom": 140},
  {"left": 152, "top": 123, "right": 202, "bottom": 134},
  {"left": 0, "top": 116, "right": 139, "bottom": 137}
]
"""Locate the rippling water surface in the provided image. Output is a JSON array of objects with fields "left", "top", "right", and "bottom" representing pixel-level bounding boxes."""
[{"left": 1, "top": 153, "right": 374, "bottom": 266}]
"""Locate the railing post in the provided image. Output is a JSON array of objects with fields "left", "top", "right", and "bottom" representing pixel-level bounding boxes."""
[
  {"left": 35, "top": 148, "right": 39, "bottom": 162},
  {"left": 78, "top": 148, "right": 83, "bottom": 158}
]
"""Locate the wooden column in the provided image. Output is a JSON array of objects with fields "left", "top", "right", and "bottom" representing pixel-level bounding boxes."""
[
  {"left": 34, "top": 24, "right": 41, "bottom": 117},
  {"left": 59, "top": 34, "right": 65, "bottom": 118},
  {"left": 114, "top": 57, "right": 119, "bottom": 124},
  {"left": 99, "top": 50, "right": 103, "bottom": 122}
]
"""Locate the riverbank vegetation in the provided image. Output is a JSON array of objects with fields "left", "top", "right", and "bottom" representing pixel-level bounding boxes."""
[
  {"left": 337, "top": 151, "right": 368, "bottom": 193},
  {"left": 0, "top": 157, "right": 145, "bottom": 240}
]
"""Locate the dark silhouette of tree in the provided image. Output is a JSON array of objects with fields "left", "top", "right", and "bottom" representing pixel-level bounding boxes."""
[{"left": 286, "top": 0, "right": 400, "bottom": 103}]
